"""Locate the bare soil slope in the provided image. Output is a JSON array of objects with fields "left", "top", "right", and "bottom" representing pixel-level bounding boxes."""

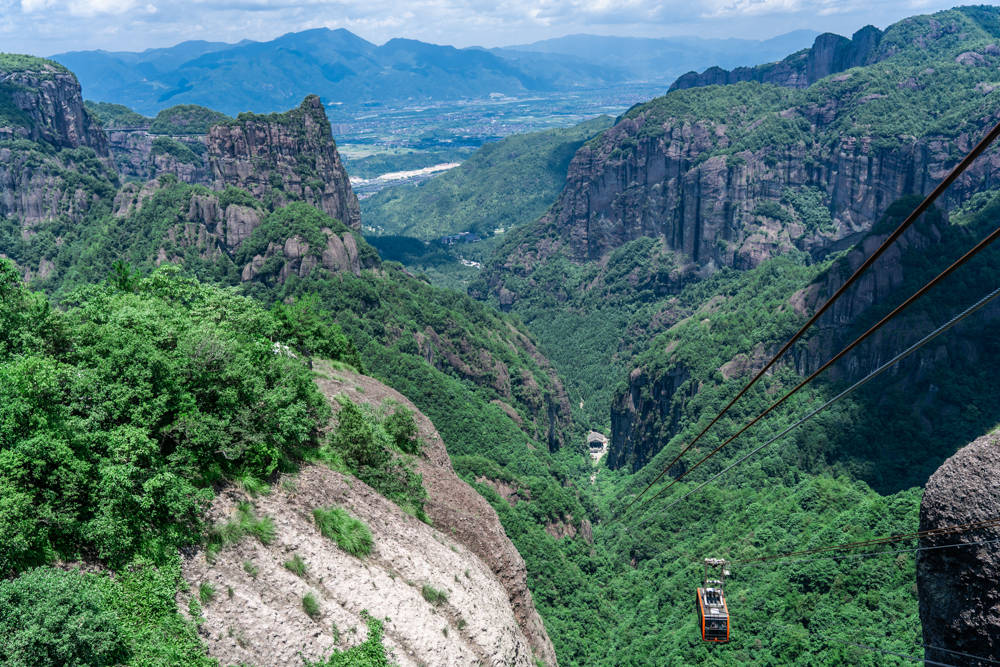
[{"left": 179, "top": 362, "right": 557, "bottom": 666}]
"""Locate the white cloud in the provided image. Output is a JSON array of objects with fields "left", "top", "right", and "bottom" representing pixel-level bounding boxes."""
[
  {"left": 22, "top": 0, "right": 137, "bottom": 14},
  {"left": 4, "top": 0, "right": 981, "bottom": 55}
]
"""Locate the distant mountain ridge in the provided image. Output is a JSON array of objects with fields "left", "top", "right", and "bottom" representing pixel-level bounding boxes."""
[
  {"left": 51, "top": 28, "right": 818, "bottom": 115},
  {"left": 499, "top": 30, "right": 819, "bottom": 83}
]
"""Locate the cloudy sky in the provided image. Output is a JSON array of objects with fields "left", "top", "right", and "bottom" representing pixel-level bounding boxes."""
[{"left": 0, "top": 0, "right": 990, "bottom": 55}]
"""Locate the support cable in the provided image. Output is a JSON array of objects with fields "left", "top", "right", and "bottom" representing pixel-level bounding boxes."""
[
  {"left": 634, "top": 226, "right": 1000, "bottom": 514},
  {"left": 652, "top": 285, "right": 1000, "bottom": 515},
  {"left": 731, "top": 516, "right": 1000, "bottom": 565},
  {"left": 921, "top": 643, "right": 1000, "bottom": 665},
  {"left": 734, "top": 537, "right": 1000, "bottom": 568},
  {"left": 831, "top": 639, "right": 953, "bottom": 666},
  {"left": 618, "top": 117, "right": 1000, "bottom": 516}
]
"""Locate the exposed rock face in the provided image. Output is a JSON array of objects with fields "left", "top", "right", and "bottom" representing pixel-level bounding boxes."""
[
  {"left": 670, "top": 26, "right": 883, "bottom": 92},
  {"left": 106, "top": 130, "right": 210, "bottom": 184},
  {"left": 489, "top": 109, "right": 1000, "bottom": 289},
  {"left": 311, "top": 364, "right": 558, "bottom": 666},
  {"left": 207, "top": 95, "right": 361, "bottom": 229},
  {"left": 0, "top": 61, "right": 109, "bottom": 153},
  {"left": 609, "top": 364, "right": 692, "bottom": 472},
  {"left": 239, "top": 228, "right": 371, "bottom": 283},
  {"left": 918, "top": 429, "right": 1000, "bottom": 665},
  {"left": 0, "top": 58, "right": 117, "bottom": 226}
]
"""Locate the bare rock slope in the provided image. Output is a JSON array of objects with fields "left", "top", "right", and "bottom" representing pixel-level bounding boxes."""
[
  {"left": 181, "top": 363, "right": 557, "bottom": 666},
  {"left": 918, "top": 429, "right": 1000, "bottom": 665}
]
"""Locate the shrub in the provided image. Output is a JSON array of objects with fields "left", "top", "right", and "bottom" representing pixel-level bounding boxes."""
[
  {"left": 284, "top": 554, "right": 307, "bottom": 578},
  {"left": 421, "top": 584, "right": 448, "bottom": 606},
  {"left": 383, "top": 404, "right": 420, "bottom": 455},
  {"left": 302, "top": 593, "right": 321, "bottom": 620},
  {"left": 313, "top": 507, "right": 373, "bottom": 558},
  {"left": 0, "top": 567, "right": 130, "bottom": 667},
  {"left": 303, "top": 611, "right": 391, "bottom": 667}
]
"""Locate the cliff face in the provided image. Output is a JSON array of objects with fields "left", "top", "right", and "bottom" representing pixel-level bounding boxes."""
[
  {"left": 207, "top": 95, "right": 361, "bottom": 229},
  {"left": 0, "top": 57, "right": 117, "bottom": 226},
  {"left": 112, "top": 182, "right": 377, "bottom": 283},
  {"left": 313, "top": 365, "right": 558, "bottom": 665},
  {"left": 670, "top": 26, "right": 883, "bottom": 92},
  {"left": 486, "top": 105, "right": 1000, "bottom": 294},
  {"left": 106, "top": 130, "right": 210, "bottom": 185},
  {"left": 480, "top": 8, "right": 1000, "bottom": 310},
  {"left": 918, "top": 429, "right": 1000, "bottom": 665},
  {"left": 0, "top": 60, "right": 109, "bottom": 153}
]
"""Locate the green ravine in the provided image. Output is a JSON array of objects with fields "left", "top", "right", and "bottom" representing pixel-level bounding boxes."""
[{"left": 2, "top": 6, "right": 1000, "bottom": 667}]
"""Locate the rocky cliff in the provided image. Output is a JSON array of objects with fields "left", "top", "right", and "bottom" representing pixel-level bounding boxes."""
[
  {"left": 0, "top": 55, "right": 117, "bottom": 226},
  {"left": 183, "top": 363, "right": 557, "bottom": 667},
  {"left": 110, "top": 181, "right": 376, "bottom": 284},
  {"left": 670, "top": 26, "right": 883, "bottom": 92},
  {"left": 480, "top": 7, "right": 1000, "bottom": 310},
  {"left": 0, "top": 57, "right": 109, "bottom": 152},
  {"left": 207, "top": 96, "right": 361, "bottom": 229},
  {"left": 918, "top": 429, "right": 1000, "bottom": 665},
  {"left": 106, "top": 130, "right": 210, "bottom": 184}
]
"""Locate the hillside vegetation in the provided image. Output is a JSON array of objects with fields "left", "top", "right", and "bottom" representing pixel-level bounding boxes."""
[
  {"left": 5, "top": 7, "right": 1000, "bottom": 665},
  {"left": 362, "top": 116, "right": 612, "bottom": 240}
]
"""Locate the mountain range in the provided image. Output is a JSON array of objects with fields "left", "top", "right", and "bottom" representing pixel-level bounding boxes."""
[
  {"left": 4, "top": 4, "right": 1000, "bottom": 665},
  {"left": 51, "top": 28, "right": 818, "bottom": 115}
]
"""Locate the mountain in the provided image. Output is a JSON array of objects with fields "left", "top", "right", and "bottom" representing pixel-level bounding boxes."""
[
  {"left": 670, "top": 25, "right": 883, "bottom": 91},
  {"left": 50, "top": 28, "right": 820, "bottom": 116},
  {"left": 500, "top": 30, "right": 819, "bottom": 84},
  {"left": 51, "top": 28, "right": 611, "bottom": 115},
  {"left": 6, "top": 6, "right": 1000, "bottom": 665},
  {"left": 0, "top": 53, "right": 575, "bottom": 666}
]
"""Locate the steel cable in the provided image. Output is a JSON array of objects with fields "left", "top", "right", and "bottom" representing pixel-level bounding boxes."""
[
  {"left": 649, "top": 285, "right": 1000, "bottom": 515},
  {"left": 618, "top": 117, "right": 1000, "bottom": 517},
  {"left": 633, "top": 226, "right": 1000, "bottom": 515}
]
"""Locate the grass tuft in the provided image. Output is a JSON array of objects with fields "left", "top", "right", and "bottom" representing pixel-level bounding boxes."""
[
  {"left": 421, "top": 584, "right": 448, "bottom": 606},
  {"left": 206, "top": 502, "right": 275, "bottom": 558},
  {"left": 313, "top": 506, "right": 373, "bottom": 558},
  {"left": 284, "top": 554, "right": 307, "bottom": 577},
  {"left": 198, "top": 582, "right": 215, "bottom": 604},
  {"left": 302, "top": 592, "right": 321, "bottom": 620}
]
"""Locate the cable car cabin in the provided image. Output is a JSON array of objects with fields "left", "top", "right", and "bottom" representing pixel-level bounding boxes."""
[
  {"left": 696, "top": 586, "right": 729, "bottom": 642},
  {"left": 696, "top": 558, "right": 730, "bottom": 643}
]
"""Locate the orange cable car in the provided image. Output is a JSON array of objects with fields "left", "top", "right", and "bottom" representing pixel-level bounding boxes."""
[{"left": 696, "top": 558, "right": 730, "bottom": 643}]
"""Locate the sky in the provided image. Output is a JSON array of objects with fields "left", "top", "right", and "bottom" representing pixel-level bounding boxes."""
[{"left": 0, "top": 0, "right": 993, "bottom": 55}]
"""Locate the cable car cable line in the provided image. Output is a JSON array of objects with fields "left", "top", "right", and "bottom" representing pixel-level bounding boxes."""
[
  {"left": 631, "top": 224, "right": 1000, "bottom": 515},
  {"left": 830, "top": 639, "right": 955, "bottom": 666},
  {"left": 730, "top": 516, "right": 1000, "bottom": 565},
  {"left": 616, "top": 118, "right": 1000, "bottom": 518},
  {"left": 734, "top": 536, "right": 1000, "bottom": 568},
  {"left": 921, "top": 643, "right": 1000, "bottom": 665},
  {"left": 650, "top": 285, "right": 1000, "bottom": 515}
]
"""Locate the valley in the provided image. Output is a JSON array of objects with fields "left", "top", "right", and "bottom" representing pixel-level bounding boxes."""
[{"left": 2, "top": 5, "right": 1000, "bottom": 667}]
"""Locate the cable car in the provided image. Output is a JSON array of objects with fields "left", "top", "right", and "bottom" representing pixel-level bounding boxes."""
[{"left": 696, "top": 558, "right": 730, "bottom": 643}]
